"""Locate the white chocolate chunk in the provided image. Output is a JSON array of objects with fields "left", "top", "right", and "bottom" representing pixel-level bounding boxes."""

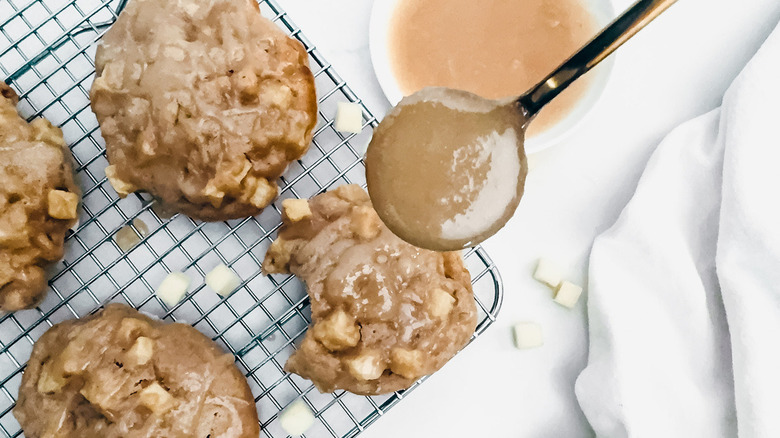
[
  {"left": 155, "top": 272, "right": 191, "bottom": 307},
  {"left": 554, "top": 280, "right": 584, "bottom": 309},
  {"left": 533, "top": 258, "right": 562, "bottom": 288},
  {"left": 279, "top": 399, "right": 315, "bottom": 436},
  {"left": 512, "top": 322, "right": 543, "bottom": 349},
  {"left": 205, "top": 263, "right": 241, "bottom": 297},
  {"left": 334, "top": 102, "right": 363, "bottom": 134}
]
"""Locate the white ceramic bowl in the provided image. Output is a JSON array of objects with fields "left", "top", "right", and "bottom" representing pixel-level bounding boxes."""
[{"left": 369, "top": 0, "right": 615, "bottom": 154}]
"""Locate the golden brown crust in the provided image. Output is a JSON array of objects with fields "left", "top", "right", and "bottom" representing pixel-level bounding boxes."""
[
  {"left": 263, "top": 185, "right": 478, "bottom": 395},
  {"left": 90, "top": 0, "right": 317, "bottom": 221},
  {"left": 14, "top": 304, "right": 260, "bottom": 437},
  {"left": 0, "top": 82, "right": 80, "bottom": 312}
]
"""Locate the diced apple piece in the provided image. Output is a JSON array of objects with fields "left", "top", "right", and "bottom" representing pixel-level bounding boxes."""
[
  {"left": 58, "top": 338, "right": 90, "bottom": 374},
  {"left": 262, "top": 237, "right": 294, "bottom": 274},
  {"left": 115, "top": 219, "right": 149, "bottom": 252},
  {"left": 312, "top": 309, "right": 360, "bottom": 352},
  {"left": 31, "top": 118, "right": 66, "bottom": 146},
  {"left": 133, "top": 218, "right": 149, "bottom": 236},
  {"left": 115, "top": 219, "right": 148, "bottom": 248},
  {"left": 203, "top": 180, "right": 226, "bottom": 208},
  {"left": 260, "top": 82, "right": 292, "bottom": 107},
  {"left": 350, "top": 205, "right": 381, "bottom": 240},
  {"left": 205, "top": 263, "right": 241, "bottom": 297},
  {"left": 114, "top": 226, "right": 138, "bottom": 251},
  {"left": 235, "top": 67, "right": 260, "bottom": 99},
  {"left": 345, "top": 351, "right": 384, "bottom": 381},
  {"left": 533, "top": 258, "right": 562, "bottom": 288},
  {"left": 80, "top": 381, "right": 115, "bottom": 414},
  {"left": 249, "top": 177, "right": 276, "bottom": 209},
  {"left": 36, "top": 361, "right": 67, "bottom": 394},
  {"left": 389, "top": 348, "right": 423, "bottom": 380},
  {"left": 127, "top": 336, "right": 154, "bottom": 366},
  {"left": 554, "top": 280, "right": 583, "bottom": 309},
  {"left": 428, "top": 288, "right": 455, "bottom": 319},
  {"left": 104, "top": 165, "right": 136, "bottom": 197},
  {"left": 282, "top": 198, "right": 312, "bottom": 222},
  {"left": 334, "top": 184, "right": 368, "bottom": 203},
  {"left": 118, "top": 317, "right": 152, "bottom": 343},
  {"left": 512, "top": 322, "right": 543, "bottom": 349},
  {"left": 139, "top": 382, "right": 176, "bottom": 415},
  {"left": 41, "top": 425, "right": 69, "bottom": 438},
  {"left": 0, "top": 211, "right": 29, "bottom": 248},
  {"left": 47, "top": 190, "right": 79, "bottom": 220},
  {"left": 279, "top": 399, "right": 315, "bottom": 436},
  {"left": 334, "top": 102, "right": 363, "bottom": 134},
  {"left": 155, "top": 272, "right": 191, "bottom": 307}
]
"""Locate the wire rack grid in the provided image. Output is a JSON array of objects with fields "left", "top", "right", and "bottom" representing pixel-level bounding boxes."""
[{"left": 0, "top": 0, "right": 504, "bottom": 437}]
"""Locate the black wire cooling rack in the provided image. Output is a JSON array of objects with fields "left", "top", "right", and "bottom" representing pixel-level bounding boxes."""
[{"left": 0, "top": 0, "right": 504, "bottom": 436}]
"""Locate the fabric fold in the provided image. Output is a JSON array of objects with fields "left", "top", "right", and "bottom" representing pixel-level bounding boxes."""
[{"left": 576, "top": 19, "right": 780, "bottom": 438}]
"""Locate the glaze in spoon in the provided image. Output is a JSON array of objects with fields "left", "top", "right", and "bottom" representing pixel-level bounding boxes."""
[{"left": 365, "top": 0, "right": 678, "bottom": 251}]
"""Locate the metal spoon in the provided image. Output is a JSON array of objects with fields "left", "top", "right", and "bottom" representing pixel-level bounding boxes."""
[{"left": 365, "top": 0, "right": 678, "bottom": 251}]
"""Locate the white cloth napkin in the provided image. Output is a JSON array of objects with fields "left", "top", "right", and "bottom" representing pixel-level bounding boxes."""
[{"left": 574, "top": 21, "right": 780, "bottom": 438}]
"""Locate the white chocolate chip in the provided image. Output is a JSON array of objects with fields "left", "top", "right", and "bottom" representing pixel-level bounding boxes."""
[
  {"left": 554, "top": 280, "right": 584, "bottom": 309},
  {"left": 533, "top": 258, "right": 562, "bottom": 288},
  {"left": 512, "top": 322, "right": 543, "bottom": 349},
  {"left": 205, "top": 263, "right": 241, "bottom": 297},
  {"left": 155, "top": 272, "right": 191, "bottom": 307},
  {"left": 279, "top": 399, "right": 315, "bottom": 436},
  {"left": 334, "top": 102, "right": 363, "bottom": 134}
]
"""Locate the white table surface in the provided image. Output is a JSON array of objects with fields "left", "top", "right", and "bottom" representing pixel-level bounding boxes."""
[{"left": 276, "top": 0, "right": 780, "bottom": 436}]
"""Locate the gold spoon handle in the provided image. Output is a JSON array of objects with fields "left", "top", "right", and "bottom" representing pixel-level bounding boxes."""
[{"left": 518, "top": 0, "right": 678, "bottom": 118}]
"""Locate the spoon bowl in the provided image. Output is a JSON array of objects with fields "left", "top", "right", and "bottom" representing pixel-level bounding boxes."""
[
  {"left": 365, "top": 0, "right": 679, "bottom": 251},
  {"left": 366, "top": 88, "right": 527, "bottom": 251}
]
